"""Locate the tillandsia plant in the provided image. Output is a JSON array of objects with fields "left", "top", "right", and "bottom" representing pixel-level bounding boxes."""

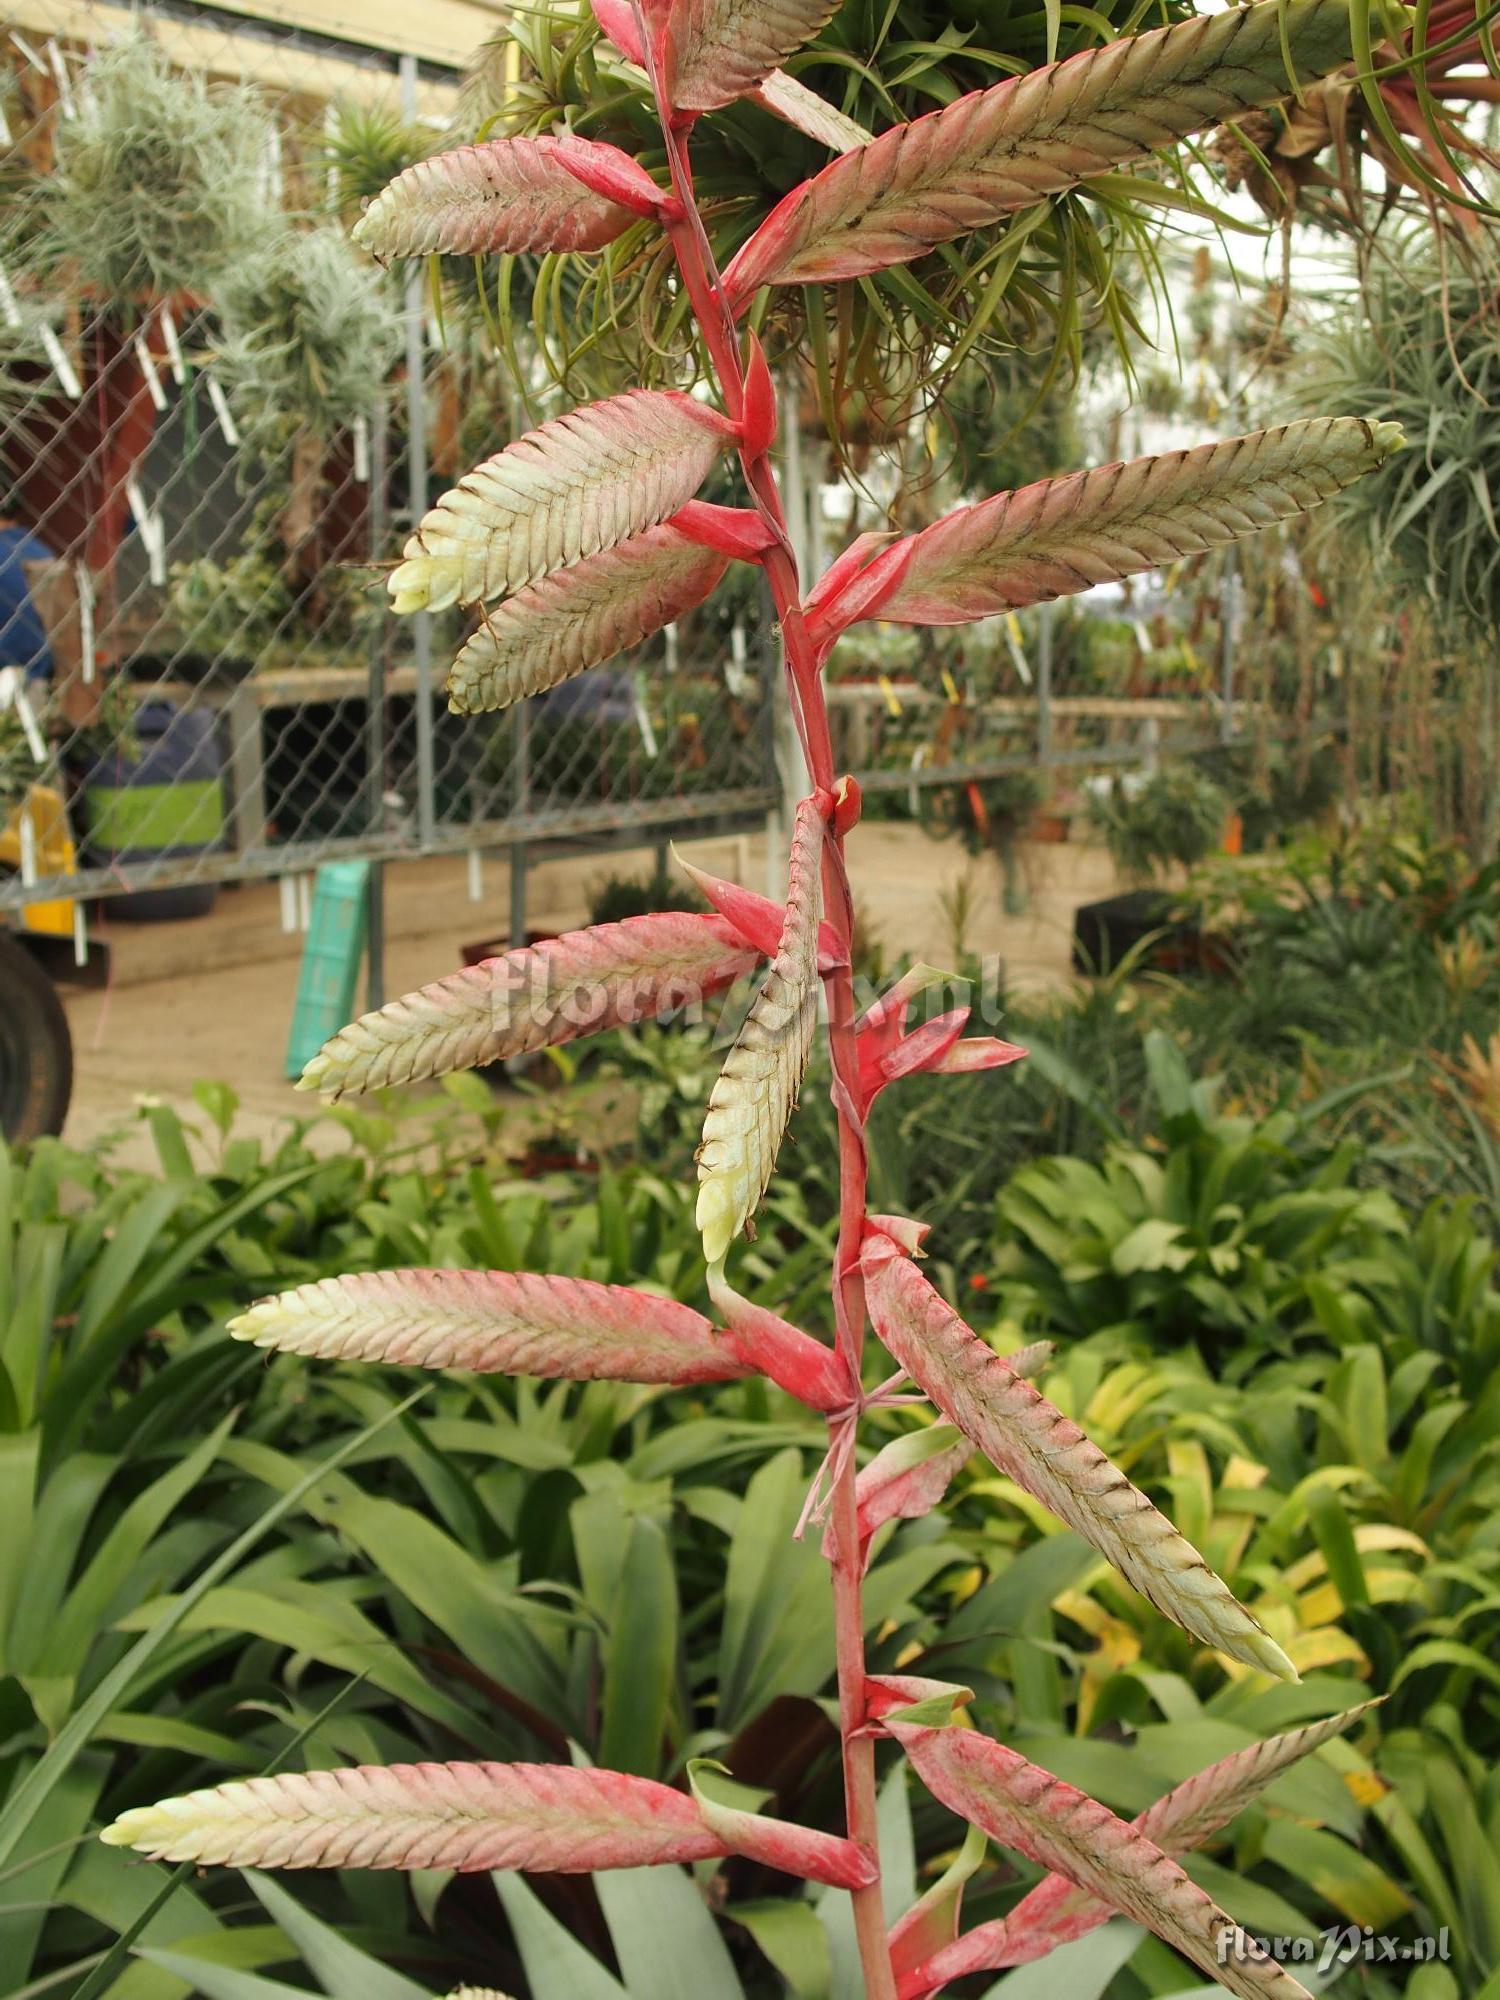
[{"left": 103, "top": 4, "right": 1405, "bottom": 1995}]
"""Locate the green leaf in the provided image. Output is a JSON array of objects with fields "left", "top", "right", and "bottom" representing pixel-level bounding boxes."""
[
  {"left": 595, "top": 1860, "right": 744, "bottom": 2000},
  {"left": 0, "top": 1388, "right": 426, "bottom": 1873},
  {"left": 242, "top": 1872, "right": 429, "bottom": 2000},
  {"left": 39, "top": 1415, "right": 237, "bottom": 1681},
  {"left": 494, "top": 1872, "right": 629, "bottom": 1999},
  {"left": 728, "top": 1899, "right": 832, "bottom": 1998},
  {"left": 717, "top": 1448, "right": 826, "bottom": 1728},
  {"left": 981, "top": 1919, "right": 1144, "bottom": 1996},
  {"left": 1144, "top": 1031, "right": 1195, "bottom": 1126},
  {"left": 1111, "top": 1219, "right": 1194, "bottom": 1276},
  {"left": 1260, "top": 1821, "right": 1411, "bottom": 1928},
  {"left": 1306, "top": 1484, "right": 1369, "bottom": 1609},
  {"left": 0, "top": 1430, "right": 40, "bottom": 1669},
  {"left": 0, "top": 1753, "right": 105, "bottom": 1984},
  {"left": 137, "top": 1954, "right": 314, "bottom": 2000}
]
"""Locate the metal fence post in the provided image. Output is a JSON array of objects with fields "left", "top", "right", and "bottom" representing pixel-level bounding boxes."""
[
  {"left": 764, "top": 374, "right": 810, "bottom": 891},
  {"left": 1219, "top": 343, "right": 1238, "bottom": 746},
  {"left": 1219, "top": 548, "right": 1238, "bottom": 745},
  {"left": 509, "top": 703, "right": 530, "bottom": 945},
  {"left": 366, "top": 393, "right": 390, "bottom": 1010},
  {"left": 399, "top": 52, "right": 436, "bottom": 852}
]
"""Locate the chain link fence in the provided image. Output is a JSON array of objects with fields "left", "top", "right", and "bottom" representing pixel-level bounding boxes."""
[{"left": 0, "top": 2, "right": 777, "bottom": 951}]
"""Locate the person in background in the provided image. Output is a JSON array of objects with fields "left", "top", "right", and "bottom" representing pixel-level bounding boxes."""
[{"left": 0, "top": 493, "right": 56, "bottom": 682}]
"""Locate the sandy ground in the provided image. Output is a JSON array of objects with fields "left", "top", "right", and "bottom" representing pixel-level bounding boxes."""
[{"left": 59, "top": 823, "right": 1123, "bottom": 1161}]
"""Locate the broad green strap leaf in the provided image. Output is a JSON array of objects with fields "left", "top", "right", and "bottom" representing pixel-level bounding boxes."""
[
  {"left": 389, "top": 390, "right": 737, "bottom": 613},
  {"left": 0, "top": 1392, "right": 425, "bottom": 1875},
  {"left": 860, "top": 1234, "right": 1293, "bottom": 1678},
  {"left": 888, "top": 1720, "right": 1314, "bottom": 2000},
  {"left": 352, "top": 135, "right": 648, "bottom": 258},
  {"left": 137, "top": 1954, "right": 323, "bottom": 2000},
  {"left": 298, "top": 910, "right": 760, "bottom": 1096},
  {"left": 231, "top": 1267, "right": 750, "bottom": 1386},
  {"left": 495, "top": 1872, "right": 630, "bottom": 1999},
  {"left": 908, "top": 1703, "right": 1379, "bottom": 1990},
  {"left": 724, "top": 0, "right": 1357, "bottom": 298},
  {"left": 697, "top": 798, "right": 825, "bottom": 1265},
  {"left": 668, "top": 0, "right": 840, "bottom": 111},
  {"left": 863, "top": 420, "right": 1402, "bottom": 627},
  {"left": 448, "top": 522, "right": 728, "bottom": 715},
  {"left": 727, "top": 1897, "right": 833, "bottom": 1998},
  {"left": 242, "top": 1872, "right": 428, "bottom": 2000}
]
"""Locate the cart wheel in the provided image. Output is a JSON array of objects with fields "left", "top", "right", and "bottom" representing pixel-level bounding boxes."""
[{"left": 0, "top": 931, "right": 73, "bottom": 1145}]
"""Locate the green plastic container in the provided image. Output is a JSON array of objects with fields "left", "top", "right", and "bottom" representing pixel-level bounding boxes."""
[{"left": 284, "top": 860, "right": 370, "bottom": 1079}]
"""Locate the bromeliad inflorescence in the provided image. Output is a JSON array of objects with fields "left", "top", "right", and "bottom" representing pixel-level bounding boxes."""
[{"left": 103, "top": 2, "right": 1403, "bottom": 1993}]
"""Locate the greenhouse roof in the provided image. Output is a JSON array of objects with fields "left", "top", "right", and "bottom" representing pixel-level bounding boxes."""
[{"left": 6, "top": 0, "right": 512, "bottom": 102}]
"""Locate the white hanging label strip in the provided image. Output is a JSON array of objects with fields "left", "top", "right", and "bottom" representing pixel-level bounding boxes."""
[
  {"left": 125, "top": 477, "right": 167, "bottom": 585},
  {"left": 45, "top": 37, "right": 74, "bottom": 117},
  {"left": 278, "top": 876, "right": 297, "bottom": 933},
  {"left": 76, "top": 561, "right": 96, "bottom": 683},
  {"left": 725, "top": 620, "right": 748, "bottom": 697},
  {"left": 133, "top": 330, "right": 167, "bottom": 411},
  {"left": 352, "top": 413, "right": 370, "bottom": 483},
  {"left": 467, "top": 848, "right": 483, "bottom": 901},
  {"left": 159, "top": 306, "right": 187, "bottom": 385},
  {"left": 38, "top": 322, "right": 82, "bottom": 399},
  {"left": 0, "top": 669, "right": 48, "bottom": 764},
  {"left": 10, "top": 32, "right": 48, "bottom": 73},
  {"left": 205, "top": 374, "right": 241, "bottom": 446},
  {"left": 631, "top": 672, "right": 658, "bottom": 757},
  {"left": 0, "top": 260, "right": 22, "bottom": 330},
  {"left": 18, "top": 809, "right": 37, "bottom": 885}
]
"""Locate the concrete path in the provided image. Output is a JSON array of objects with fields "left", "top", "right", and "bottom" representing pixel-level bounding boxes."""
[{"left": 60, "top": 824, "right": 1124, "bottom": 1161}]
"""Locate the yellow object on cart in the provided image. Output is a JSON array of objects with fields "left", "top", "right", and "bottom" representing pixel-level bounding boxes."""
[{"left": 0, "top": 783, "right": 78, "bottom": 939}]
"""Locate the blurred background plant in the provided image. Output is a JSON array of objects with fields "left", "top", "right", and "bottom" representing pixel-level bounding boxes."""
[
  {"left": 1087, "top": 765, "right": 1233, "bottom": 884},
  {"left": 20, "top": 35, "right": 269, "bottom": 304}
]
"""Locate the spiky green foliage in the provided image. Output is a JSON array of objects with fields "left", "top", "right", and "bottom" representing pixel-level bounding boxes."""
[
  {"left": 1298, "top": 243, "right": 1500, "bottom": 645},
  {"left": 31, "top": 35, "right": 269, "bottom": 300}
]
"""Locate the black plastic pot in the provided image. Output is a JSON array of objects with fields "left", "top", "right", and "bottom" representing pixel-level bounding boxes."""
[{"left": 1072, "top": 888, "right": 1208, "bottom": 975}]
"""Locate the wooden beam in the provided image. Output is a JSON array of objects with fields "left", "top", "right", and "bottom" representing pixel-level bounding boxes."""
[{"left": 6, "top": 0, "right": 469, "bottom": 108}]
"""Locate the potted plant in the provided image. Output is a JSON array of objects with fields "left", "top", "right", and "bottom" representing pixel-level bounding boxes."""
[
  {"left": 1029, "top": 790, "right": 1074, "bottom": 842},
  {"left": 923, "top": 766, "right": 1043, "bottom": 913},
  {"left": 1076, "top": 763, "right": 1232, "bottom": 970},
  {"left": 73, "top": 674, "right": 225, "bottom": 920}
]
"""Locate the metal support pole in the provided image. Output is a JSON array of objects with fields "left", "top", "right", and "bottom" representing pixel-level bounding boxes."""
[
  {"left": 366, "top": 394, "right": 390, "bottom": 1010},
  {"left": 1219, "top": 547, "right": 1238, "bottom": 746},
  {"left": 766, "top": 374, "right": 811, "bottom": 893},
  {"left": 509, "top": 702, "right": 530, "bottom": 944},
  {"left": 399, "top": 53, "right": 435, "bottom": 851},
  {"left": 1219, "top": 344, "right": 1238, "bottom": 746},
  {"left": 509, "top": 844, "right": 529, "bottom": 946}
]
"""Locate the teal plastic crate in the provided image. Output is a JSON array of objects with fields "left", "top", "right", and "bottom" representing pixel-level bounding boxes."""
[{"left": 284, "top": 861, "right": 370, "bottom": 1079}]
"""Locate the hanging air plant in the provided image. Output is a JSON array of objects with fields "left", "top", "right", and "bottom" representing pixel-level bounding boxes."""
[
  {"left": 1297, "top": 241, "right": 1500, "bottom": 644},
  {"left": 35, "top": 35, "right": 270, "bottom": 305},
  {"left": 213, "top": 227, "right": 400, "bottom": 447},
  {"left": 213, "top": 227, "right": 400, "bottom": 586}
]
